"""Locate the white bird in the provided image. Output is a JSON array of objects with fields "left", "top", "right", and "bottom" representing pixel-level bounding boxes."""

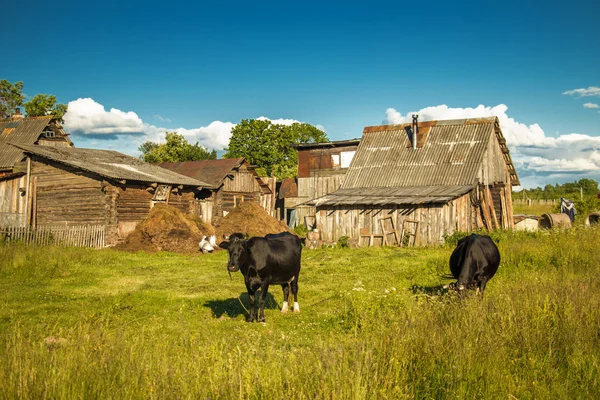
[{"left": 199, "top": 235, "right": 217, "bottom": 253}]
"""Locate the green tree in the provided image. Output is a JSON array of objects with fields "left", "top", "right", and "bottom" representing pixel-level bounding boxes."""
[
  {"left": 139, "top": 132, "right": 217, "bottom": 163},
  {"left": 224, "top": 119, "right": 328, "bottom": 178},
  {"left": 0, "top": 79, "right": 25, "bottom": 120},
  {"left": 24, "top": 94, "right": 68, "bottom": 122}
]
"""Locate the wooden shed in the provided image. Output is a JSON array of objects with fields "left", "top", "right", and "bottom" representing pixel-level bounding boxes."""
[
  {"left": 159, "top": 158, "right": 274, "bottom": 222},
  {"left": 0, "top": 116, "right": 73, "bottom": 226},
  {"left": 288, "top": 139, "right": 361, "bottom": 227},
  {"left": 8, "top": 144, "right": 210, "bottom": 245},
  {"left": 303, "top": 117, "right": 519, "bottom": 246}
]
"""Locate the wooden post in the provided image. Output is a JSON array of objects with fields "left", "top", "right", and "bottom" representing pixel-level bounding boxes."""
[{"left": 24, "top": 157, "right": 31, "bottom": 227}]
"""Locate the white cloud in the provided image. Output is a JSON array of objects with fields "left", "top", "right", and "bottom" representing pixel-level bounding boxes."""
[
  {"left": 383, "top": 104, "right": 600, "bottom": 188},
  {"left": 562, "top": 86, "right": 600, "bottom": 97},
  {"left": 583, "top": 103, "right": 600, "bottom": 109},
  {"left": 153, "top": 114, "right": 172, "bottom": 122},
  {"left": 64, "top": 98, "right": 145, "bottom": 135}
]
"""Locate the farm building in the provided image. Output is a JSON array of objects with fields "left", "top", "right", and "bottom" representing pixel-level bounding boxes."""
[
  {"left": 159, "top": 158, "right": 275, "bottom": 222},
  {"left": 284, "top": 139, "right": 360, "bottom": 227},
  {"left": 303, "top": 117, "right": 520, "bottom": 246},
  {"left": 3, "top": 144, "right": 211, "bottom": 246},
  {"left": 0, "top": 115, "right": 74, "bottom": 226}
]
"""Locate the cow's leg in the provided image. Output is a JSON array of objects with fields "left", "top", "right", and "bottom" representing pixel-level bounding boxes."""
[
  {"left": 477, "top": 276, "right": 488, "bottom": 296},
  {"left": 291, "top": 278, "right": 300, "bottom": 313},
  {"left": 247, "top": 290, "right": 256, "bottom": 322},
  {"left": 257, "top": 282, "right": 270, "bottom": 323},
  {"left": 245, "top": 280, "right": 257, "bottom": 322},
  {"left": 281, "top": 284, "right": 290, "bottom": 313}
]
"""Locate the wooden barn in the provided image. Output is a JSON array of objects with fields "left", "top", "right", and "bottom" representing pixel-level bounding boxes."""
[
  {"left": 159, "top": 158, "right": 275, "bottom": 222},
  {"left": 0, "top": 115, "right": 73, "bottom": 226},
  {"left": 286, "top": 139, "right": 360, "bottom": 227},
  {"left": 6, "top": 144, "right": 210, "bottom": 246},
  {"left": 303, "top": 117, "right": 519, "bottom": 246}
]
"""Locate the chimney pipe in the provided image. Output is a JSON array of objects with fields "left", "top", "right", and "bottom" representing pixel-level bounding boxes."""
[{"left": 412, "top": 114, "right": 418, "bottom": 150}]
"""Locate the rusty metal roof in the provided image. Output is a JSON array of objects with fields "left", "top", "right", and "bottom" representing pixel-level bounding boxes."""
[
  {"left": 14, "top": 144, "right": 210, "bottom": 187},
  {"left": 342, "top": 117, "right": 519, "bottom": 189},
  {"left": 278, "top": 177, "right": 298, "bottom": 199},
  {"left": 301, "top": 185, "right": 474, "bottom": 206},
  {"left": 0, "top": 116, "right": 55, "bottom": 170},
  {"left": 159, "top": 158, "right": 246, "bottom": 188}
]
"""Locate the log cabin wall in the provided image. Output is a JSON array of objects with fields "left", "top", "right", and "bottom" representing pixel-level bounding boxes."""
[
  {"left": 315, "top": 193, "right": 474, "bottom": 246},
  {"left": 114, "top": 185, "right": 152, "bottom": 239},
  {"left": 168, "top": 191, "right": 200, "bottom": 216},
  {"left": 32, "top": 159, "right": 110, "bottom": 228}
]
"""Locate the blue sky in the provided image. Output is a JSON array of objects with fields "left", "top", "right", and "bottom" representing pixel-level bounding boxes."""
[{"left": 2, "top": 0, "right": 599, "bottom": 189}]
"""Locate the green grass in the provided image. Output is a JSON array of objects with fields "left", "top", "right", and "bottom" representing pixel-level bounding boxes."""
[
  {"left": 512, "top": 202, "right": 555, "bottom": 216},
  {"left": 1, "top": 228, "right": 600, "bottom": 399}
]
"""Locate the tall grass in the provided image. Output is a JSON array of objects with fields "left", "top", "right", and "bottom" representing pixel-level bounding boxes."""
[{"left": 1, "top": 228, "right": 599, "bottom": 398}]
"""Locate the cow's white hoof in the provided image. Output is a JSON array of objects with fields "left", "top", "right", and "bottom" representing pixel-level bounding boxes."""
[
  {"left": 281, "top": 301, "right": 289, "bottom": 313},
  {"left": 293, "top": 302, "right": 300, "bottom": 313}
]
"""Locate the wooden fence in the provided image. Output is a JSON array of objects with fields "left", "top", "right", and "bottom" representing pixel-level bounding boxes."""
[
  {"left": 0, "top": 225, "right": 106, "bottom": 248},
  {"left": 513, "top": 199, "right": 558, "bottom": 205}
]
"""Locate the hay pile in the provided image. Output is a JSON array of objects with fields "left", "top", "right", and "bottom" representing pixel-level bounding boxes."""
[
  {"left": 215, "top": 201, "right": 290, "bottom": 239},
  {"left": 115, "top": 203, "right": 214, "bottom": 254}
]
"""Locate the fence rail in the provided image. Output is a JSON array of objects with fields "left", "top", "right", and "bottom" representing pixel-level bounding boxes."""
[
  {"left": 0, "top": 225, "right": 106, "bottom": 248},
  {"left": 513, "top": 199, "right": 558, "bottom": 205}
]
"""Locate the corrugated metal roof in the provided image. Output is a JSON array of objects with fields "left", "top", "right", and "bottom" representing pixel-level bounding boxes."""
[
  {"left": 300, "top": 185, "right": 474, "bottom": 206},
  {"left": 159, "top": 158, "right": 245, "bottom": 188},
  {"left": 0, "top": 117, "right": 53, "bottom": 170},
  {"left": 342, "top": 117, "right": 498, "bottom": 189},
  {"left": 14, "top": 144, "right": 210, "bottom": 187}
]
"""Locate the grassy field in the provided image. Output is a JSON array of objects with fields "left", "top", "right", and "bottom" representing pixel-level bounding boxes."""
[
  {"left": 1, "top": 228, "right": 600, "bottom": 399},
  {"left": 512, "top": 202, "right": 555, "bottom": 216}
]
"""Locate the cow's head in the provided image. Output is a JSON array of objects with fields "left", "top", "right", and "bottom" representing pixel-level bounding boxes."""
[{"left": 219, "top": 233, "right": 248, "bottom": 272}]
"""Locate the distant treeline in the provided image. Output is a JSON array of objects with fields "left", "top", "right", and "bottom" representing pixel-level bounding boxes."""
[{"left": 513, "top": 178, "right": 599, "bottom": 200}]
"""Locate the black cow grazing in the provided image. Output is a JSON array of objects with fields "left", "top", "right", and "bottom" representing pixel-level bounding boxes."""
[
  {"left": 220, "top": 232, "right": 302, "bottom": 322},
  {"left": 449, "top": 234, "right": 500, "bottom": 295}
]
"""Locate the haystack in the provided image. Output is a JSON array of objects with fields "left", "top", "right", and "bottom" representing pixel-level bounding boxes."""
[
  {"left": 215, "top": 201, "right": 290, "bottom": 239},
  {"left": 115, "top": 203, "right": 214, "bottom": 253}
]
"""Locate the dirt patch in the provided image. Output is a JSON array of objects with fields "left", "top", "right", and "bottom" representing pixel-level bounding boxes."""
[
  {"left": 115, "top": 203, "right": 214, "bottom": 254},
  {"left": 214, "top": 201, "right": 290, "bottom": 239}
]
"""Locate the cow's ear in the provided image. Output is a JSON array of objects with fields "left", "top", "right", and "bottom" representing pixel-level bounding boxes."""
[{"left": 219, "top": 241, "right": 230, "bottom": 249}]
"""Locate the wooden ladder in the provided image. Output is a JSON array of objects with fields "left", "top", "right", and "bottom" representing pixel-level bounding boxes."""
[
  {"left": 400, "top": 220, "right": 419, "bottom": 247},
  {"left": 379, "top": 217, "right": 400, "bottom": 246}
]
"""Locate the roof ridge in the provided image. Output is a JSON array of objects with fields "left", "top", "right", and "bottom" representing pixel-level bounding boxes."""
[{"left": 363, "top": 116, "right": 498, "bottom": 133}]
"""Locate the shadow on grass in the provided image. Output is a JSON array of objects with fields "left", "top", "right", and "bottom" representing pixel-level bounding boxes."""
[
  {"left": 204, "top": 291, "right": 279, "bottom": 319},
  {"left": 409, "top": 284, "right": 450, "bottom": 296}
]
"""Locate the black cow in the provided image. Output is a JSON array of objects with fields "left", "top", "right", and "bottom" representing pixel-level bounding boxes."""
[
  {"left": 449, "top": 234, "right": 500, "bottom": 295},
  {"left": 220, "top": 232, "right": 302, "bottom": 322}
]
